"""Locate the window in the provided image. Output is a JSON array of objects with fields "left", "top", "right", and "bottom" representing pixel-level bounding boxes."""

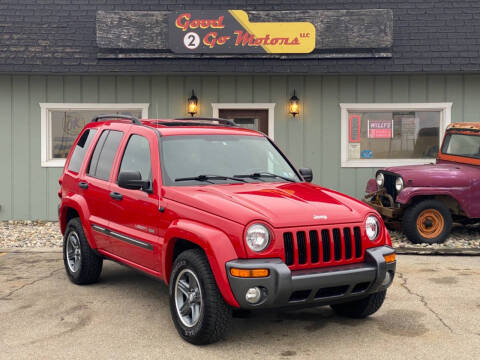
[
  {"left": 40, "top": 103, "right": 149, "bottom": 167},
  {"left": 340, "top": 103, "right": 452, "bottom": 167},
  {"left": 119, "top": 135, "right": 152, "bottom": 181},
  {"left": 442, "top": 133, "right": 480, "bottom": 158},
  {"left": 67, "top": 129, "right": 97, "bottom": 173},
  {"left": 88, "top": 130, "right": 124, "bottom": 181},
  {"left": 161, "top": 135, "right": 300, "bottom": 186},
  {"left": 212, "top": 103, "right": 276, "bottom": 139}
]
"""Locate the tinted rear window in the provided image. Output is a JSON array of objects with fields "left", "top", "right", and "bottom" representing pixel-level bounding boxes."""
[
  {"left": 68, "top": 129, "right": 97, "bottom": 173},
  {"left": 87, "top": 130, "right": 123, "bottom": 181}
]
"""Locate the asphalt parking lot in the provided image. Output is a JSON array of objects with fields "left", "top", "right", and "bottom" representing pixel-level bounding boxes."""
[{"left": 1, "top": 251, "right": 479, "bottom": 360}]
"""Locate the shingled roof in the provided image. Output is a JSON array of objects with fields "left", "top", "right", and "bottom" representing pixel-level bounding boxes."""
[{"left": 1, "top": 0, "right": 479, "bottom": 74}]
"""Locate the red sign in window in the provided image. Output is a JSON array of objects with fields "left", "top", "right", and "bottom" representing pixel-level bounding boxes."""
[
  {"left": 349, "top": 114, "right": 361, "bottom": 143},
  {"left": 368, "top": 120, "right": 393, "bottom": 139}
]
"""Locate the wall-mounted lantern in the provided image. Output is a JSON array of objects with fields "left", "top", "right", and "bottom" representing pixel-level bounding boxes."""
[
  {"left": 187, "top": 89, "right": 198, "bottom": 117},
  {"left": 289, "top": 89, "right": 300, "bottom": 117}
]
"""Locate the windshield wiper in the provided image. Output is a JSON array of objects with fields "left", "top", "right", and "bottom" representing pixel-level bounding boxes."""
[
  {"left": 233, "top": 171, "right": 296, "bottom": 182},
  {"left": 175, "top": 174, "right": 247, "bottom": 183}
]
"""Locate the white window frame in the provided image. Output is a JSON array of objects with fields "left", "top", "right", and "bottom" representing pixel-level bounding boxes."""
[
  {"left": 40, "top": 103, "right": 149, "bottom": 167},
  {"left": 340, "top": 102, "right": 452, "bottom": 168},
  {"left": 211, "top": 103, "right": 276, "bottom": 139}
]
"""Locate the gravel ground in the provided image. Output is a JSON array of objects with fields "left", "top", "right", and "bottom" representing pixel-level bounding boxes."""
[
  {"left": 1, "top": 220, "right": 479, "bottom": 250},
  {"left": 390, "top": 223, "right": 480, "bottom": 250},
  {"left": 0, "top": 221, "right": 62, "bottom": 248}
]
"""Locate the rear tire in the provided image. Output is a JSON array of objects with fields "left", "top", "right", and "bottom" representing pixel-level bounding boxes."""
[
  {"left": 169, "top": 249, "right": 232, "bottom": 345},
  {"left": 402, "top": 199, "right": 452, "bottom": 244},
  {"left": 331, "top": 290, "right": 386, "bottom": 318},
  {"left": 63, "top": 218, "right": 103, "bottom": 285}
]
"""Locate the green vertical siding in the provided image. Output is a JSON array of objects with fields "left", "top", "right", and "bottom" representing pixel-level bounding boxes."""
[
  {"left": 1, "top": 74, "right": 479, "bottom": 220},
  {"left": 0, "top": 76, "right": 13, "bottom": 219},
  {"left": 29, "top": 76, "right": 47, "bottom": 220}
]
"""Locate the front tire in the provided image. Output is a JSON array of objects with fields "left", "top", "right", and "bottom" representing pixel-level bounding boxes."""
[
  {"left": 169, "top": 249, "right": 232, "bottom": 345},
  {"left": 402, "top": 199, "right": 452, "bottom": 244},
  {"left": 331, "top": 290, "right": 386, "bottom": 318},
  {"left": 63, "top": 218, "right": 103, "bottom": 285}
]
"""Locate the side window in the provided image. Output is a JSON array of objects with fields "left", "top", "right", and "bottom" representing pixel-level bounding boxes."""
[
  {"left": 87, "top": 130, "right": 123, "bottom": 181},
  {"left": 87, "top": 130, "right": 108, "bottom": 176},
  {"left": 118, "top": 135, "right": 152, "bottom": 181},
  {"left": 68, "top": 129, "right": 97, "bottom": 173}
]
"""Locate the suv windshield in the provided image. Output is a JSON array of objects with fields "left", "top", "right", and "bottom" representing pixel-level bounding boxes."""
[
  {"left": 161, "top": 135, "right": 301, "bottom": 185},
  {"left": 442, "top": 133, "right": 480, "bottom": 158}
]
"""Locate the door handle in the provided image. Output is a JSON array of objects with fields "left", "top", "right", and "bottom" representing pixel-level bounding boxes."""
[
  {"left": 110, "top": 192, "right": 123, "bottom": 200},
  {"left": 78, "top": 182, "right": 88, "bottom": 189}
]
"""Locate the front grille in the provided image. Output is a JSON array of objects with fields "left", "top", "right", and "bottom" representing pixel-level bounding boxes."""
[
  {"left": 383, "top": 173, "right": 398, "bottom": 201},
  {"left": 283, "top": 226, "right": 363, "bottom": 268},
  {"left": 297, "top": 231, "right": 307, "bottom": 264},
  {"left": 283, "top": 232, "right": 294, "bottom": 266}
]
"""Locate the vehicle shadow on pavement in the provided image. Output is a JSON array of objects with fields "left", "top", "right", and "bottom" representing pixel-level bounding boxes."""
[
  {"left": 98, "top": 264, "right": 371, "bottom": 331},
  {"left": 96, "top": 263, "right": 170, "bottom": 301},
  {"left": 96, "top": 263, "right": 429, "bottom": 345}
]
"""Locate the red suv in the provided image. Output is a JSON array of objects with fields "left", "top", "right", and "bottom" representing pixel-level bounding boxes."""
[{"left": 59, "top": 115, "right": 396, "bottom": 344}]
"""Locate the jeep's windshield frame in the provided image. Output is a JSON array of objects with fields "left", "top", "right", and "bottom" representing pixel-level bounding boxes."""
[
  {"left": 438, "top": 130, "right": 480, "bottom": 166},
  {"left": 160, "top": 134, "right": 302, "bottom": 186}
]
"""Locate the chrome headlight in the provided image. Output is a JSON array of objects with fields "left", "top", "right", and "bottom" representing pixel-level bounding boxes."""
[
  {"left": 395, "top": 177, "right": 404, "bottom": 192},
  {"left": 376, "top": 173, "right": 385, "bottom": 187},
  {"left": 246, "top": 224, "right": 270, "bottom": 252},
  {"left": 365, "top": 216, "right": 380, "bottom": 241}
]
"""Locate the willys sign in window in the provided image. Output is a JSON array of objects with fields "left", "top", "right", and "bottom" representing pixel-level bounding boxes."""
[{"left": 169, "top": 10, "right": 316, "bottom": 54}]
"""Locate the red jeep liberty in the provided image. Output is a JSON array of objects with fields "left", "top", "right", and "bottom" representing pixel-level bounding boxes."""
[{"left": 59, "top": 115, "right": 396, "bottom": 344}]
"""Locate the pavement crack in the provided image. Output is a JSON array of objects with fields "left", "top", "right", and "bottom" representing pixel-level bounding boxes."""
[
  {"left": 0, "top": 268, "right": 62, "bottom": 300},
  {"left": 397, "top": 272, "right": 454, "bottom": 333}
]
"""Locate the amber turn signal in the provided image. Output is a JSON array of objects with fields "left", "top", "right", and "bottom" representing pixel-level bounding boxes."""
[
  {"left": 230, "top": 268, "right": 269, "bottom": 278},
  {"left": 384, "top": 253, "right": 396, "bottom": 263}
]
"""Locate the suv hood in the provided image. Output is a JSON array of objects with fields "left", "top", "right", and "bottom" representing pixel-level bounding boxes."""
[
  {"left": 164, "top": 182, "right": 370, "bottom": 227},
  {"left": 383, "top": 162, "right": 477, "bottom": 187}
]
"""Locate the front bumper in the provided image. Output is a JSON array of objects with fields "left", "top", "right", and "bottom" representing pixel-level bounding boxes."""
[
  {"left": 364, "top": 189, "right": 402, "bottom": 219},
  {"left": 366, "top": 201, "right": 402, "bottom": 218},
  {"left": 226, "top": 246, "right": 396, "bottom": 309}
]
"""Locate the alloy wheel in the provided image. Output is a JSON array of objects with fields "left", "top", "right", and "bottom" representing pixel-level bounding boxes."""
[
  {"left": 174, "top": 269, "right": 203, "bottom": 327},
  {"left": 66, "top": 231, "right": 82, "bottom": 273}
]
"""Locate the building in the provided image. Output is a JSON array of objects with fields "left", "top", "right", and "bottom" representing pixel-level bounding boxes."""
[{"left": 1, "top": 0, "right": 480, "bottom": 220}]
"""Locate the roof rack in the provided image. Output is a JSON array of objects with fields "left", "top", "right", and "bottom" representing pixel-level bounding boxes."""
[
  {"left": 91, "top": 114, "right": 142, "bottom": 125},
  {"left": 170, "top": 117, "right": 238, "bottom": 127}
]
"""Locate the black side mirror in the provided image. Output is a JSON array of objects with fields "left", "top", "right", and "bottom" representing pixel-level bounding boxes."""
[
  {"left": 118, "top": 171, "right": 151, "bottom": 191},
  {"left": 299, "top": 168, "right": 313, "bottom": 182}
]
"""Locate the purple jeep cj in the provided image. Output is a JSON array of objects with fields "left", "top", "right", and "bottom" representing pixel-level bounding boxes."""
[{"left": 365, "top": 122, "right": 480, "bottom": 244}]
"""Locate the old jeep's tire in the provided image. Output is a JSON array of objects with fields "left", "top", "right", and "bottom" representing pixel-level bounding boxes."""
[
  {"left": 331, "top": 290, "right": 386, "bottom": 318},
  {"left": 63, "top": 218, "right": 103, "bottom": 285},
  {"left": 402, "top": 199, "right": 452, "bottom": 244},
  {"left": 169, "top": 249, "right": 232, "bottom": 345}
]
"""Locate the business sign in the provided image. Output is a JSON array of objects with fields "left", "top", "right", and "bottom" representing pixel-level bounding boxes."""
[
  {"left": 168, "top": 10, "right": 316, "bottom": 54},
  {"left": 368, "top": 119, "right": 393, "bottom": 139}
]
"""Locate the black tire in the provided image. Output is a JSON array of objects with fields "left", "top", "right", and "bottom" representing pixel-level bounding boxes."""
[
  {"left": 63, "top": 218, "right": 103, "bottom": 285},
  {"left": 402, "top": 199, "right": 452, "bottom": 244},
  {"left": 169, "top": 249, "right": 232, "bottom": 345},
  {"left": 331, "top": 290, "right": 386, "bottom": 318}
]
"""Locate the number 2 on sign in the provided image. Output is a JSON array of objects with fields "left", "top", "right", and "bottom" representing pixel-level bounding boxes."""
[{"left": 184, "top": 32, "right": 200, "bottom": 49}]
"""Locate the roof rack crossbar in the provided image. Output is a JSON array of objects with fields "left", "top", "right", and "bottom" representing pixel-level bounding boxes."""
[
  {"left": 172, "top": 117, "right": 238, "bottom": 127},
  {"left": 91, "top": 114, "right": 141, "bottom": 125}
]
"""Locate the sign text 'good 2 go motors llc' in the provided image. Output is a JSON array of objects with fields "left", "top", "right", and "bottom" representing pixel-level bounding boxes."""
[{"left": 169, "top": 10, "right": 316, "bottom": 54}]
